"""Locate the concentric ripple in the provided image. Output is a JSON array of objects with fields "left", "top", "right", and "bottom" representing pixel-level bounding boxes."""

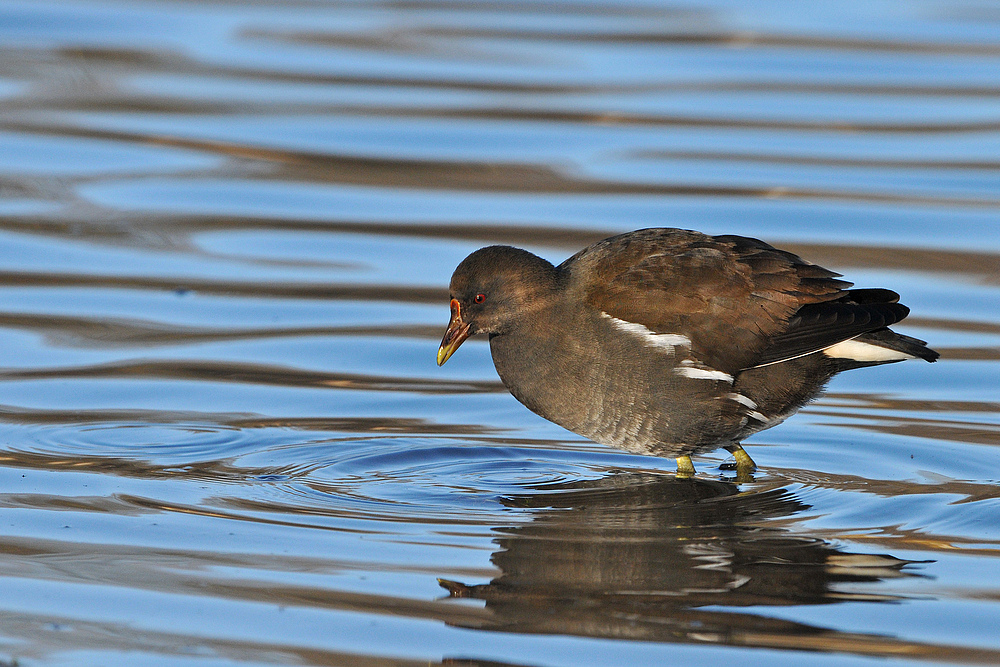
[
  {"left": 0, "top": 414, "right": 633, "bottom": 527},
  {"left": 218, "top": 438, "right": 633, "bottom": 525}
]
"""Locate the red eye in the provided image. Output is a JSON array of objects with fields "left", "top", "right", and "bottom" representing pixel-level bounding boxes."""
[{"left": 474, "top": 293, "right": 486, "bottom": 304}]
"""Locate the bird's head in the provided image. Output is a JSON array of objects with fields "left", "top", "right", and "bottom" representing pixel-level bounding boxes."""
[{"left": 437, "top": 245, "right": 557, "bottom": 366}]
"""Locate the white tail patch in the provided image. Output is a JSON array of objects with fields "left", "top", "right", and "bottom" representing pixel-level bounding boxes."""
[
  {"left": 823, "top": 339, "right": 914, "bottom": 363},
  {"left": 601, "top": 312, "right": 690, "bottom": 353}
]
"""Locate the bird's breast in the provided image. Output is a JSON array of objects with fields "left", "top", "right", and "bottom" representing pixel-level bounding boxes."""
[{"left": 488, "top": 314, "right": 736, "bottom": 454}]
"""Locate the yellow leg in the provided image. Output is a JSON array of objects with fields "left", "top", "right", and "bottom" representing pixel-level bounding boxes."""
[
  {"left": 724, "top": 444, "right": 757, "bottom": 475},
  {"left": 676, "top": 455, "right": 696, "bottom": 478}
]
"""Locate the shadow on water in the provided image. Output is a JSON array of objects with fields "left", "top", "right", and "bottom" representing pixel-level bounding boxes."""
[{"left": 438, "top": 472, "right": 1000, "bottom": 662}]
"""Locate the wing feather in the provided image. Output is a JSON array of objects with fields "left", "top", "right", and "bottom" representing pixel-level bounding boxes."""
[{"left": 562, "top": 229, "right": 877, "bottom": 373}]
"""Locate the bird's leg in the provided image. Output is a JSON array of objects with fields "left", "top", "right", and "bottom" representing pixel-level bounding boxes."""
[
  {"left": 723, "top": 443, "right": 757, "bottom": 476},
  {"left": 676, "top": 455, "right": 696, "bottom": 478}
]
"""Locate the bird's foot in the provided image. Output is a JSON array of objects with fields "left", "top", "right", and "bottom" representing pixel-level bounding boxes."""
[
  {"left": 675, "top": 455, "right": 696, "bottom": 478},
  {"left": 720, "top": 444, "right": 757, "bottom": 482}
]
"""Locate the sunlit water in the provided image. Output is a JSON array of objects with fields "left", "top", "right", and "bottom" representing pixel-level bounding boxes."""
[{"left": 1, "top": 1, "right": 999, "bottom": 665}]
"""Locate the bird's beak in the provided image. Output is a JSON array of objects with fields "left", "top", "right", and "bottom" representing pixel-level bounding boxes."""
[{"left": 437, "top": 298, "right": 472, "bottom": 366}]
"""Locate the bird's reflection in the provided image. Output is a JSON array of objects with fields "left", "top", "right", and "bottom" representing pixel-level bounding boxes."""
[{"left": 440, "top": 472, "right": 928, "bottom": 651}]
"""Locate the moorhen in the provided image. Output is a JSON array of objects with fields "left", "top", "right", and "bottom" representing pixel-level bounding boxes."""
[{"left": 437, "top": 228, "right": 938, "bottom": 475}]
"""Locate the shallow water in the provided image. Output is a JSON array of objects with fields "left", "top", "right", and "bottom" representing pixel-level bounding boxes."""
[{"left": 1, "top": 1, "right": 999, "bottom": 665}]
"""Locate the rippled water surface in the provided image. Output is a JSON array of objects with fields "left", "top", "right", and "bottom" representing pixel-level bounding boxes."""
[{"left": 2, "top": 1, "right": 1000, "bottom": 665}]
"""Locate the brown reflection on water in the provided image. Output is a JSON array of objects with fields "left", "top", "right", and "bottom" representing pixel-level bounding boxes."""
[
  {"left": 810, "top": 393, "right": 1000, "bottom": 448},
  {"left": 0, "top": 270, "right": 448, "bottom": 303},
  {"left": 0, "top": 448, "right": 438, "bottom": 529},
  {"left": 779, "top": 245, "right": 1000, "bottom": 285},
  {"left": 390, "top": 24, "right": 1000, "bottom": 56},
  {"left": 6, "top": 471, "right": 994, "bottom": 664},
  {"left": 928, "top": 347, "right": 1000, "bottom": 361},
  {"left": 8, "top": 118, "right": 1000, "bottom": 209},
  {"left": 0, "top": 359, "right": 503, "bottom": 394},
  {"left": 822, "top": 393, "right": 1000, "bottom": 415},
  {"left": 5, "top": 206, "right": 997, "bottom": 287},
  {"left": 828, "top": 416, "right": 1000, "bottom": 447},
  {"left": 0, "top": 312, "right": 442, "bottom": 348},
  {"left": 0, "top": 611, "right": 449, "bottom": 667},
  {"left": 634, "top": 149, "right": 1000, "bottom": 171},
  {"left": 0, "top": 404, "right": 499, "bottom": 436},
  {"left": 774, "top": 468, "right": 1000, "bottom": 514},
  {"left": 0, "top": 448, "right": 253, "bottom": 486},
  {"left": 436, "top": 472, "right": 1000, "bottom": 661},
  {"left": 0, "top": 535, "right": 489, "bottom": 626},
  {"left": 10, "top": 39, "right": 1000, "bottom": 103}
]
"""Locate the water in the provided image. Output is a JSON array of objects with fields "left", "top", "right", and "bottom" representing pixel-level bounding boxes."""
[{"left": 1, "top": 1, "right": 999, "bottom": 665}]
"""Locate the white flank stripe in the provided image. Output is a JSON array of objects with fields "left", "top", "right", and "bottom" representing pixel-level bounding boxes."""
[
  {"left": 728, "top": 393, "right": 758, "bottom": 410},
  {"left": 601, "top": 312, "right": 690, "bottom": 352},
  {"left": 676, "top": 366, "right": 733, "bottom": 383},
  {"left": 823, "top": 339, "right": 914, "bottom": 362},
  {"left": 747, "top": 410, "right": 768, "bottom": 422}
]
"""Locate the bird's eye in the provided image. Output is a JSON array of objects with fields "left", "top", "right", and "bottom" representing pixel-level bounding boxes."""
[{"left": 474, "top": 293, "right": 486, "bottom": 304}]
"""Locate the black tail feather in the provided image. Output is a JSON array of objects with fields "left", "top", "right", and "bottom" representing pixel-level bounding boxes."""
[{"left": 857, "top": 328, "right": 940, "bottom": 363}]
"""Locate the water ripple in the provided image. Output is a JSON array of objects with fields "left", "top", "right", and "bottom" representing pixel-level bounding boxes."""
[{"left": 2, "top": 0, "right": 999, "bottom": 664}]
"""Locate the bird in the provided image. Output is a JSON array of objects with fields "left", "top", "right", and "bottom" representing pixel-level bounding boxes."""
[{"left": 436, "top": 228, "right": 938, "bottom": 476}]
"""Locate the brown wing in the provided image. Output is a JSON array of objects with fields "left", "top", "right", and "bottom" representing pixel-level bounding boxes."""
[{"left": 561, "top": 228, "right": 852, "bottom": 373}]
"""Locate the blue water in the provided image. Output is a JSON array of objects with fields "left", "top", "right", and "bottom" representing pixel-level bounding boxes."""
[{"left": 1, "top": 1, "right": 999, "bottom": 665}]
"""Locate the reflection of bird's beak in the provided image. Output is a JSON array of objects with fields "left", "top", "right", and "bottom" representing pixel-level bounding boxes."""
[{"left": 437, "top": 299, "right": 472, "bottom": 366}]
